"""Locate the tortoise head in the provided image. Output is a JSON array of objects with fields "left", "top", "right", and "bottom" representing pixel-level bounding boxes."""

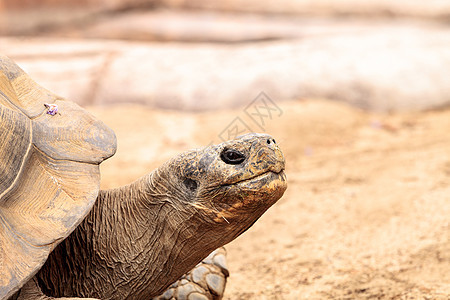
[{"left": 151, "top": 133, "right": 287, "bottom": 239}]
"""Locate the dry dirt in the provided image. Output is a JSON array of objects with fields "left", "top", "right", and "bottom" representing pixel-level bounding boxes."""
[{"left": 90, "top": 99, "right": 450, "bottom": 299}]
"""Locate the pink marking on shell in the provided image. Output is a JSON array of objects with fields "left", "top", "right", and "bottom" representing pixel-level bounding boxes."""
[{"left": 44, "top": 103, "right": 58, "bottom": 116}]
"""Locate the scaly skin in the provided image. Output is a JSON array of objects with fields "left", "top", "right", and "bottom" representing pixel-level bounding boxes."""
[{"left": 17, "top": 133, "right": 287, "bottom": 300}]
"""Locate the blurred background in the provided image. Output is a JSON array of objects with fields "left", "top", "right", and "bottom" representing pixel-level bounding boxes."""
[
  {"left": 1, "top": 1, "right": 449, "bottom": 299},
  {"left": 1, "top": 0, "right": 450, "bottom": 111}
]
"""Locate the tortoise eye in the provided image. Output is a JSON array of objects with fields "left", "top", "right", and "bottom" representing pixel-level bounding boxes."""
[{"left": 221, "top": 148, "right": 246, "bottom": 165}]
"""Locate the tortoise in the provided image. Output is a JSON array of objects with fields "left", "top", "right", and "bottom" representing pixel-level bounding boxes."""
[{"left": 0, "top": 54, "right": 287, "bottom": 300}]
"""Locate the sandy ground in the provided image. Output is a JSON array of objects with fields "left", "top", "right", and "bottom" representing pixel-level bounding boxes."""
[{"left": 89, "top": 100, "right": 450, "bottom": 299}]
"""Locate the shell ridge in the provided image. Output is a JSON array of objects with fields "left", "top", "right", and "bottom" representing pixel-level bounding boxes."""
[
  {"left": 31, "top": 143, "right": 100, "bottom": 166},
  {"left": 0, "top": 69, "right": 51, "bottom": 120},
  {"left": 1, "top": 145, "right": 98, "bottom": 247},
  {"left": 0, "top": 116, "right": 33, "bottom": 200},
  {"left": 0, "top": 85, "right": 44, "bottom": 119},
  {"left": 0, "top": 210, "right": 62, "bottom": 249},
  {"left": 0, "top": 86, "right": 26, "bottom": 115}
]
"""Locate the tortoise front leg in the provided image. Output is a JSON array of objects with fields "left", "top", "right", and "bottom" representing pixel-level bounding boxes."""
[
  {"left": 153, "top": 247, "right": 229, "bottom": 300},
  {"left": 15, "top": 278, "right": 99, "bottom": 300}
]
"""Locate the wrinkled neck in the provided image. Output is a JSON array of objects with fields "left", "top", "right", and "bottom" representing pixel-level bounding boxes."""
[
  {"left": 96, "top": 173, "right": 157, "bottom": 233},
  {"left": 87, "top": 171, "right": 218, "bottom": 299},
  {"left": 38, "top": 171, "right": 225, "bottom": 299}
]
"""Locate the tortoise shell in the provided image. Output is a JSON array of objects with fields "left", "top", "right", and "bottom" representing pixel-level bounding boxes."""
[{"left": 0, "top": 55, "right": 116, "bottom": 299}]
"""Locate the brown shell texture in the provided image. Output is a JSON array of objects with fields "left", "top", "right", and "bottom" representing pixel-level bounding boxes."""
[{"left": 0, "top": 54, "right": 116, "bottom": 299}]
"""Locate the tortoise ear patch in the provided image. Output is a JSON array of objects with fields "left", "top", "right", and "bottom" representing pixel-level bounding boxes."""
[{"left": 183, "top": 178, "right": 198, "bottom": 192}]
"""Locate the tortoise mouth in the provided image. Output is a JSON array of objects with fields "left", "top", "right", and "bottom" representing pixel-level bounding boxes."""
[
  {"left": 245, "top": 170, "right": 286, "bottom": 185},
  {"left": 212, "top": 170, "right": 287, "bottom": 223},
  {"left": 224, "top": 169, "right": 286, "bottom": 187}
]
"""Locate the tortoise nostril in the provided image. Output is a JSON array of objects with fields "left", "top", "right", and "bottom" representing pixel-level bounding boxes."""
[
  {"left": 267, "top": 138, "right": 276, "bottom": 145},
  {"left": 267, "top": 139, "right": 271, "bottom": 144}
]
